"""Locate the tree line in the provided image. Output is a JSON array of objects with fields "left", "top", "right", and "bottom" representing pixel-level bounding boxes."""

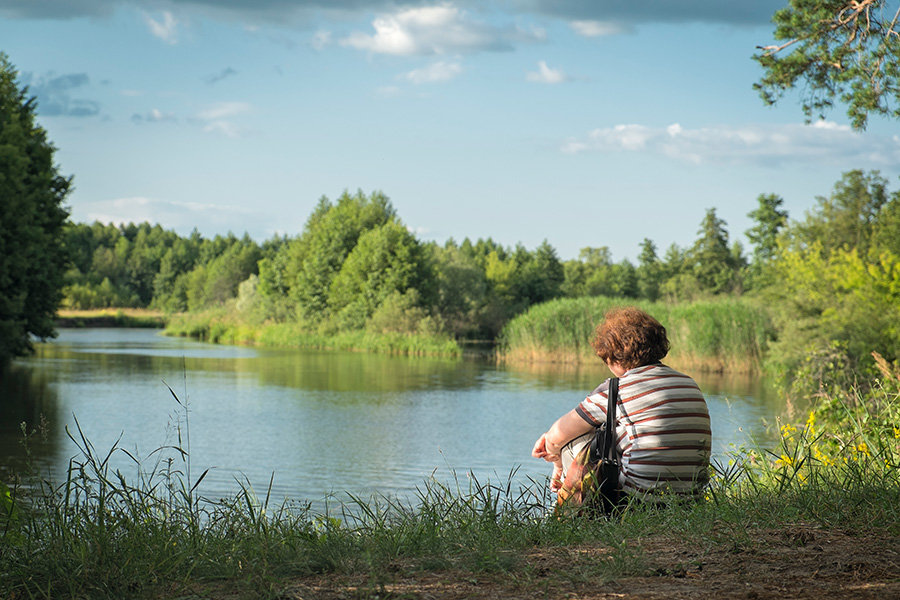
[{"left": 58, "top": 190, "right": 759, "bottom": 338}]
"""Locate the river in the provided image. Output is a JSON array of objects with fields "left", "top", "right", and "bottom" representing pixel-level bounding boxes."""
[{"left": 0, "top": 328, "right": 783, "bottom": 506}]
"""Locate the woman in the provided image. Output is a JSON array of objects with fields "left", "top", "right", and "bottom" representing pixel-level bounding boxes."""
[{"left": 532, "top": 307, "right": 711, "bottom": 503}]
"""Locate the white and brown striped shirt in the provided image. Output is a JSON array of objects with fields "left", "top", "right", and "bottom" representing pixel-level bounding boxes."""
[{"left": 576, "top": 363, "right": 711, "bottom": 497}]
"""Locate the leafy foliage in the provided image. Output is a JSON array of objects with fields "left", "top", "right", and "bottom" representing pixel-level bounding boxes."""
[
  {"left": 755, "top": 0, "right": 900, "bottom": 129},
  {"left": 763, "top": 170, "right": 900, "bottom": 386},
  {"left": 0, "top": 54, "right": 70, "bottom": 364}
]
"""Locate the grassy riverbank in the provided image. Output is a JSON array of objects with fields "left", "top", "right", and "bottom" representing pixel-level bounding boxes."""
[
  {"left": 498, "top": 296, "right": 774, "bottom": 373},
  {"left": 55, "top": 308, "right": 166, "bottom": 328},
  {"left": 165, "top": 309, "right": 462, "bottom": 358},
  {"left": 2, "top": 364, "right": 898, "bottom": 599}
]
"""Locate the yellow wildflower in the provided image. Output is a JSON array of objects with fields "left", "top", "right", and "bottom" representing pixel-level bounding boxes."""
[
  {"left": 775, "top": 454, "right": 794, "bottom": 468},
  {"left": 805, "top": 411, "right": 816, "bottom": 435},
  {"left": 855, "top": 442, "right": 871, "bottom": 457},
  {"left": 780, "top": 423, "right": 797, "bottom": 437},
  {"left": 813, "top": 446, "right": 835, "bottom": 467}
]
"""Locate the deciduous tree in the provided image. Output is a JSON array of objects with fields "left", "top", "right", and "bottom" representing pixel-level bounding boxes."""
[{"left": 0, "top": 54, "right": 70, "bottom": 363}]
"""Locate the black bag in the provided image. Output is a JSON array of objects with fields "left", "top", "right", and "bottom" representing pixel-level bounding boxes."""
[{"left": 556, "top": 377, "right": 622, "bottom": 515}]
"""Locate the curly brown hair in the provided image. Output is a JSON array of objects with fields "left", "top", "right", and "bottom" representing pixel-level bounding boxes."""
[{"left": 591, "top": 307, "right": 670, "bottom": 370}]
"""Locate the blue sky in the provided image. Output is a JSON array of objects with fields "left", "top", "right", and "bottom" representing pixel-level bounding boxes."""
[{"left": 2, "top": 0, "right": 899, "bottom": 261}]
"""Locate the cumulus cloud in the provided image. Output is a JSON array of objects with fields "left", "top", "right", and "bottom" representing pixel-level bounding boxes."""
[
  {"left": 341, "top": 4, "right": 538, "bottom": 55},
  {"left": 569, "top": 20, "right": 630, "bottom": 37},
  {"left": 561, "top": 121, "right": 900, "bottom": 167},
  {"left": 403, "top": 60, "right": 463, "bottom": 83},
  {"left": 204, "top": 67, "right": 237, "bottom": 85},
  {"left": 526, "top": 60, "right": 567, "bottom": 84},
  {"left": 131, "top": 108, "right": 177, "bottom": 123},
  {"left": 75, "top": 196, "right": 261, "bottom": 235},
  {"left": 194, "top": 101, "right": 251, "bottom": 138},
  {"left": 23, "top": 72, "right": 100, "bottom": 117},
  {"left": 143, "top": 10, "right": 179, "bottom": 44}
]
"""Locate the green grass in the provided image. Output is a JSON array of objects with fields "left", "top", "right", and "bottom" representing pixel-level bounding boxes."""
[
  {"left": 164, "top": 310, "right": 461, "bottom": 358},
  {"left": 498, "top": 296, "right": 775, "bottom": 373},
  {"left": 3, "top": 367, "right": 898, "bottom": 599},
  {"left": 56, "top": 308, "right": 166, "bottom": 329}
]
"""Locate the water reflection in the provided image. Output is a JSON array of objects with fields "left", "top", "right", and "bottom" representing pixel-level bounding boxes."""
[
  {"left": 1, "top": 329, "right": 785, "bottom": 505},
  {"left": 0, "top": 363, "right": 61, "bottom": 481}
]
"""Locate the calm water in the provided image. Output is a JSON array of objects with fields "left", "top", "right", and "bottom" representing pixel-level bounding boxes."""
[{"left": 0, "top": 328, "right": 783, "bottom": 505}]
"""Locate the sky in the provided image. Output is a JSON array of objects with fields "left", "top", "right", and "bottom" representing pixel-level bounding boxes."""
[{"left": 2, "top": 0, "right": 900, "bottom": 261}]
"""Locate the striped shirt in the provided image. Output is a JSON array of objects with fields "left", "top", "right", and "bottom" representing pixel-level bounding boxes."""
[{"left": 575, "top": 363, "right": 711, "bottom": 497}]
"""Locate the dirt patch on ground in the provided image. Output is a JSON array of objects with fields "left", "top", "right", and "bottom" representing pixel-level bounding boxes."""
[{"left": 275, "top": 525, "right": 900, "bottom": 599}]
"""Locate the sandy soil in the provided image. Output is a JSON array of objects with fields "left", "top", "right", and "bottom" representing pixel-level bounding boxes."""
[{"left": 274, "top": 525, "right": 900, "bottom": 599}]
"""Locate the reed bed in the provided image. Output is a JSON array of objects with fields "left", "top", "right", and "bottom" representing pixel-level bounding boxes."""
[
  {"left": 498, "top": 296, "right": 774, "bottom": 373},
  {"left": 56, "top": 308, "right": 166, "bottom": 329}
]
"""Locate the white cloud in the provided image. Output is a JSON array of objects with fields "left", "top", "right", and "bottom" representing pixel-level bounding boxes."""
[
  {"left": 341, "top": 4, "right": 534, "bottom": 55},
  {"left": 131, "top": 108, "right": 176, "bottom": 123},
  {"left": 403, "top": 60, "right": 463, "bottom": 84},
  {"left": 143, "top": 11, "right": 178, "bottom": 44},
  {"left": 561, "top": 121, "right": 900, "bottom": 167},
  {"left": 76, "top": 196, "right": 258, "bottom": 233},
  {"left": 202, "top": 121, "right": 242, "bottom": 138},
  {"left": 569, "top": 20, "right": 629, "bottom": 37},
  {"left": 194, "top": 101, "right": 251, "bottom": 138},
  {"left": 526, "top": 61, "right": 567, "bottom": 84},
  {"left": 311, "top": 30, "right": 331, "bottom": 50},
  {"left": 197, "top": 101, "right": 250, "bottom": 120}
]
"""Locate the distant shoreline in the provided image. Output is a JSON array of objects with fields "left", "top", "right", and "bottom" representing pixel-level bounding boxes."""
[{"left": 55, "top": 308, "right": 166, "bottom": 328}]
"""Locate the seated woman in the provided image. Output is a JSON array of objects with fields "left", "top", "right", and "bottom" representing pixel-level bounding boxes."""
[{"left": 532, "top": 307, "right": 711, "bottom": 504}]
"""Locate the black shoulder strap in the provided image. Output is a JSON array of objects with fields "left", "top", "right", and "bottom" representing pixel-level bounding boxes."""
[{"left": 603, "top": 377, "right": 619, "bottom": 460}]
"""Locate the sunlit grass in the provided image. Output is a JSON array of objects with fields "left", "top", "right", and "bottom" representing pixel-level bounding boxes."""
[
  {"left": 55, "top": 308, "right": 166, "bottom": 328},
  {"left": 498, "top": 296, "right": 774, "bottom": 373},
  {"left": 164, "top": 310, "right": 461, "bottom": 357}
]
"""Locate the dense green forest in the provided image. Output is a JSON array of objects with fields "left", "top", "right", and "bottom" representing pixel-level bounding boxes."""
[
  {"left": 61, "top": 188, "right": 765, "bottom": 324},
  {"left": 59, "top": 169, "right": 900, "bottom": 382}
]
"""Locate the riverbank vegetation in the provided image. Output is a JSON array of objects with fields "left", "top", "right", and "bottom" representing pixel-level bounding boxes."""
[
  {"left": 502, "top": 169, "right": 900, "bottom": 390},
  {"left": 499, "top": 297, "right": 773, "bottom": 373},
  {"left": 54, "top": 168, "right": 900, "bottom": 379},
  {"left": 55, "top": 308, "right": 165, "bottom": 329},
  {"left": 2, "top": 360, "right": 898, "bottom": 599}
]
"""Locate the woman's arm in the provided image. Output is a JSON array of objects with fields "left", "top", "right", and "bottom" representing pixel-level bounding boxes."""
[{"left": 532, "top": 409, "right": 594, "bottom": 462}]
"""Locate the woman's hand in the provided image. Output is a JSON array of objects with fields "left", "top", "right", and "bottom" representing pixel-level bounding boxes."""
[
  {"left": 532, "top": 433, "right": 549, "bottom": 458},
  {"left": 532, "top": 433, "right": 559, "bottom": 462},
  {"left": 550, "top": 464, "right": 563, "bottom": 492},
  {"left": 534, "top": 409, "right": 593, "bottom": 463}
]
